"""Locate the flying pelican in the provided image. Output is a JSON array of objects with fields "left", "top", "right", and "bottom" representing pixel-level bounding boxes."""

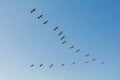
[
  {"left": 37, "top": 15, "right": 43, "bottom": 19},
  {"left": 71, "top": 62, "right": 75, "bottom": 65},
  {"left": 85, "top": 61, "right": 89, "bottom": 64},
  {"left": 30, "top": 64, "right": 34, "bottom": 67},
  {"left": 43, "top": 20, "right": 48, "bottom": 24},
  {"left": 61, "top": 64, "right": 65, "bottom": 67},
  {"left": 92, "top": 58, "right": 96, "bottom": 61},
  {"left": 61, "top": 36, "right": 66, "bottom": 40},
  {"left": 31, "top": 8, "right": 36, "bottom": 13},
  {"left": 58, "top": 31, "right": 63, "bottom": 36},
  {"left": 75, "top": 49, "right": 80, "bottom": 53},
  {"left": 69, "top": 45, "right": 75, "bottom": 49},
  {"left": 101, "top": 62, "right": 104, "bottom": 64},
  {"left": 85, "top": 54, "right": 90, "bottom": 57},
  {"left": 53, "top": 26, "right": 59, "bottom": 31},
  {"left": 62, "top": 41, "right": 67, "bottom": 44},
  {"left": 39, "top": 64, "right": 43, "bottom": 67},
  {"left": 49, "top": 64, "right": 54, "bottom": 68}
]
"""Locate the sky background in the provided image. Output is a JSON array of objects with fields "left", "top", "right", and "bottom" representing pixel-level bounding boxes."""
[{"left": 0, "top": 0, "right": 120, "bottom": 80}]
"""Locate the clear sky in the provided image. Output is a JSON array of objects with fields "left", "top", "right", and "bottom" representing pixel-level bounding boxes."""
[{"left": 0, "top": 0, "right": 120, "bottom": 80}]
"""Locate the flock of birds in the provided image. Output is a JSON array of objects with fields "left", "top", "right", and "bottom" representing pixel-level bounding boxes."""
[{"left": 29, "top": 8, "right": 105, "bottom": 68}]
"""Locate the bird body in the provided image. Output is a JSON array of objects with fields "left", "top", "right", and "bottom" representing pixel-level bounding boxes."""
[
  {"left": 39, "top": 64, "right": 43, "bottom": 67},
  {"left": 76, "top": 49, "right": 80, "bottom": 53},
  {"left": 58, "top": 31, "right": 63, "bottom": 36},
  {"left": 62, "top": 41, "right": 67, "bottom": 44},
  {"left": 38, "top": 15, "right": 43, "bottom": 19},
  {"left": 49, "top": 64, "right": 54, "bottom": 68},
  {"left": 61, "top": 64, "right": 65, "bottom": 67},
  {"left": 85, "top": 54, "right": 89, "bottom": 57},
  {"left": 43, "top": 20, "right": 48, "bottom": 24},
  {"left": 92, "top": 58, "right": 96, "bottom": 61},
  {"left": 31, "top": 8, "right": 36, "bottom": 13},
  {"left": 61, "top": 36, "right": 66, "bottom": 40},
  {"left": 69, "top": 45, "right": 74, "bottom": 49},
  {"left": 30, "top": 64, "right": 34, "bottom": 67},
  {"left": 53, "top": 26, "right": 59, "bottom": 31}
]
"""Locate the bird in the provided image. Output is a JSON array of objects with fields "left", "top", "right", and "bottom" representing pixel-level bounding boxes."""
[
  {"left": 30, "top": 64, "right": 34, "bottom": 67},
  {"left": 75, "top": 49, "right": 80, "bottom": 53},
  {"left": 85, "top": 61, "right": 89, "bottom": 64},
  {"left": 49, "top": 64, "right": 54, "bottom": 68},
  {"left": 58, "top": 31, "right": 63, "bottom": 36},
  {"left": 43, "top": 20, "right": 48, "bottom": 24},
  {"left": 61, "top": 64, "right": 65, "bottom": 67},
  {"left": 53, "top": 26, "right": 59, "bottom": 31},
  {"left": 61, "top": 36, "right": 66, "bottom": 40},
  {"left": 71, "top": 62, "right": 75, "bottom": 65},
  {"left": 39, "top": 64, "right": 43, "bottom": 67},
  {"left": 101, "top": 62, "right": 104, "bottom": 64},
  {"left": 31, "top": 8, "right": 36, "bottom": 13},
  {"left": 62, "top": 41, "right": 67, "bottom": 44},
  {"left": 69, "top": 45, "right": 75, "bottom": 49},
  {"left": 85, "top": 54, "right": 90, "bottom": 57},
  {"left": 92, "top": 58, "right": 96, "bottom": 61},
  {"left": 37, "top": 15, "right": 43, "bottom": 19}
]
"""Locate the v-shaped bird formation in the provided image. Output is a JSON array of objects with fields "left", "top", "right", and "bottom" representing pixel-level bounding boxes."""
[{"left": 29, "top": 8, "right": 105, "bottom": 69}]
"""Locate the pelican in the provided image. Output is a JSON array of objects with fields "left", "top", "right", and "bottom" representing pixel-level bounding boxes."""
[
  {"left": 43, "top": 20, "right": 48, "bottom": 24},
  {"left": 49, "top": 64, "right": 54, "bottom": 68},
  {"left": 38, "top": 15, "right": 43, "bottom": 19},
  {"left": 31, "top": 8, "right": 36, "bottom": 13}
]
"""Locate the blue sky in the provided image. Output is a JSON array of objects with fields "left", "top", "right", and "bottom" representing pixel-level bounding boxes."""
[{"left": 0, "top": 0, "right": 120, "bottom": 80}]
